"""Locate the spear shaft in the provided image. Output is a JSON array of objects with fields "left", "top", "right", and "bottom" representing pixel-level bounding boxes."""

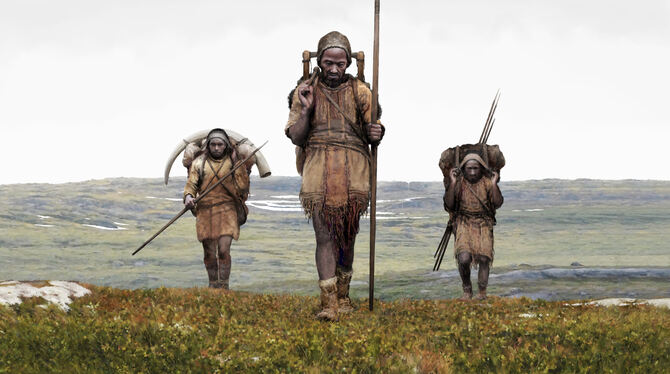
[
  {"left": 479, "top": 90, "right": 500, "bottom": 144},
  {"left": 369, "top": 0, "right": 380, "bottom": 311},
  {"left": 132, "top": 141, "right": 267, "bottom": 256}
]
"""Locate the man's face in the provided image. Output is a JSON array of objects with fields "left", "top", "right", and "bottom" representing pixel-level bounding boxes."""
[
  {"left": 463, "top": 160, "right": 483, "bottom": 183},
  {"left": 208, "top": 138, "right": 227, "bottom": 159},
  {"left": 319, "top": 47, "right": 348, "bottom": 87}
]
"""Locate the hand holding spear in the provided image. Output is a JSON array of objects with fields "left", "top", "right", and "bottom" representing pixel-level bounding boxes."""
[{"left": 132, "top": 141, "right": 268, "bottom": 256}]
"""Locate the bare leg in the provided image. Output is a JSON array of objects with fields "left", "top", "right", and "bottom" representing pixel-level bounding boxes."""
[
  {"left": 311, "top": 211, "right": 342, "bottom": 321},
  {"left": 476, "top": 255, "right": 490, "bottom": 300},
  {"left": 457, "top": 251, "right": 473, "bottom": 299},
  {"left": 312, "top": 212, "right": 337, "bottom": 280},
  {"left": 339, "top": 234, "right": 356, "bottom": 270},
  {"left": 202, "top": 239, "right": 218, "bottom": 287},
  {"left": 217, "top": 235, "right": 233, "bottom": 289}
]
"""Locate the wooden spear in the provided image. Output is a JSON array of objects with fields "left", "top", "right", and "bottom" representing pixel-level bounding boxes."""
[
  {"left": 132, "top": 141, "right": 268, "bottom": 256},
  {"left": 369, "top": 0, "right": 381, "bottom": 311},
  {"left": 479, "top": 90, "right": 500, "bottom": 144}
]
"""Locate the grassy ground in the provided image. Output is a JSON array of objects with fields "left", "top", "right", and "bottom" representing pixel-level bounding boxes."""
[{"left": 1, "top": 285, "right": 669, "bottom": 373}]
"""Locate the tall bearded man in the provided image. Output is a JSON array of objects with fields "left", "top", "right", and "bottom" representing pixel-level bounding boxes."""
[
  {"left": 444, "top": 153, "right": 503, "bottom": 300},
  {"left": 184, "top": 128, "right": 252, "bottom": 289},
  {"left": 285, "top": 31, "right": 385, "bottom": 321}
]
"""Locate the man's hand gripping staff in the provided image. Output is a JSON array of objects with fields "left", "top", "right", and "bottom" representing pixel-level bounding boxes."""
[{"left": 296, "top": 67, "right": 383, "bottom": 144}]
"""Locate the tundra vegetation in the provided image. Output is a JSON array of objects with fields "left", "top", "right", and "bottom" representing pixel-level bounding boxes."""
[{"left": 1, "top": 285, "right": 669, "bottom": 373}]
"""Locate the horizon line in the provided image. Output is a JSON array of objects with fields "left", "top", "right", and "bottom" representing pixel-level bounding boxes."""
[{"left": 2, "top": 175, "right": 670, "bottom": 186}]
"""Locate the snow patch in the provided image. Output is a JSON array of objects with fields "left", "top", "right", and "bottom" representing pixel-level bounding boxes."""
[
  {"left": 362, "top": 215, "right": 428, "bottom": 221},
  {"left": 146, "top": 196, "right": 182, "bottom": 202},
  {"left": 82, "top": 224, "right": 127, "bottom": 231},
  {"left": 0, "top": 281, "right": 91, "bottom": 311},
  {"left": 247, "top": 199, "right": 303, "bottom": 212},
  {"left": 37, "top": 215, "right": 51, "bottom": 219},
  {"left": 35, "top": 224, "right": 55, "bottom": 228},
  {"left": 377, "top": 197, "right": 427, "bottom": 204},
  {"left": 566, "top": 298, "right": 670, "bottom": 308}
]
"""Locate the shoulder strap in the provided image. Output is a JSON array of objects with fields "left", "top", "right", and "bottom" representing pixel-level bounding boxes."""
[
  {"left": 350, "top": 77, "right": 365, "bottom": 124},
  {"left": 316, "top": 82, "right": 368, "bottom": 143},
  {"left": 201, "top": 157, "right": 226, "bottom": 193},
  {"left": 464, "top": 181, "right": 496, "bottom": 220},
  {"left": 218, "top": 167, "right": 245, "bottom": 212},
  {"left": 197, "top": 158, "right": 205, "bottom": 182},
  {"left": 189, "top": 156, "right": 205, "bottom": 190}
]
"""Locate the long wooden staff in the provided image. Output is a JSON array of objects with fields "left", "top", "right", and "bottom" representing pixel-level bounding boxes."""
[
  {"left": 369, "top": 0, "right": 381, "bottom": 311},
  {"left": 132, "top": 141, "right": 268, "bottom": 256}
]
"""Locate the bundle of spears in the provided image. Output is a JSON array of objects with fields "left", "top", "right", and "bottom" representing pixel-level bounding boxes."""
[{"left": 433, "top": 91, "right": 502, "bottom": 271}]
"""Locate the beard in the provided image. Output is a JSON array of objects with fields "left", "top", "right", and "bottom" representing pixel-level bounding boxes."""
[
  {"left": 321, "top": 71, "right": 347, "bottom": 88},
  {"left": 465, "top": 174, "right": 482, "bottom": 184}
]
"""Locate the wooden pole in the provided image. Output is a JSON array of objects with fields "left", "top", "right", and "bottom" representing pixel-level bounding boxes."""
[
  {"left": 132, "top": 141, "right": 267, "bottom": 256},
  {"left": 369, "top": 0, "right": 380, "bottom": 311}
]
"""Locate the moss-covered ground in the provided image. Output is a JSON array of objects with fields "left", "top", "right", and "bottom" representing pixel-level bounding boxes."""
[{"left": 1, "top": 286, "right": 669, "bottom": 373}]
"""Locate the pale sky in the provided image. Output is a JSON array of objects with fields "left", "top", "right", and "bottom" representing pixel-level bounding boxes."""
[{"left": 1, "top": 0, "right": 669, "bottom": 184}]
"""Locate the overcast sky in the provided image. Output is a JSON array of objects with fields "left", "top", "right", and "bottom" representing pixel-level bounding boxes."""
[{"left": 1, "top": 0, "right": 669, "bottom": 184}]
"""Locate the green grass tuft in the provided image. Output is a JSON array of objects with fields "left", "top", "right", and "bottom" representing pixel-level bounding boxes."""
[{"left": 1, "top": 286, "right": 669, "bottom": 373}]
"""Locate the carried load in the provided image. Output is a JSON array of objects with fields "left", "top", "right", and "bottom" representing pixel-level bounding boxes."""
[
  {"left": 164, "top": 128, "right": 272, "bottom": 184},
  {"left": 434, "top": 91, "right": 505, "bottom": 271},
  {"left": 438, "top": 143, "right": 505, "bottom": 193},
  {"left": 132, "top": 140, "right": 267, "bottom": 256},
  {"left": 438, "top": 91, "right": 505, "bottom": 193}
]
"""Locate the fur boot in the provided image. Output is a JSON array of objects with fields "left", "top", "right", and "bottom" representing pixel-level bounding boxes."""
[
  {"left": 336, "top": 267, "right": 354, "bottom": 313},
  {"left": 316, "top": 277, "right": 338, "bottom": 321}
]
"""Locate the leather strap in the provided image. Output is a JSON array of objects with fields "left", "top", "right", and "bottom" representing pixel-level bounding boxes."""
[
  {"left": 316, "top": 83, "right": 369, "bottom": 145},
  {"left": 463, "top": 181, "right": 496, "bottom": 223}
]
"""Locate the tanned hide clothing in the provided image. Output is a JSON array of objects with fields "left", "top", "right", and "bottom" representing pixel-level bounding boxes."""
[
  {"left": 285, "top": 75, "right": 373, "bottom": 258},
  {"left": 184, "top": 154, "right": 249, "bottom": 241},
  {"left": 454, "top": 177, "right": 496, "bottom": 265}
]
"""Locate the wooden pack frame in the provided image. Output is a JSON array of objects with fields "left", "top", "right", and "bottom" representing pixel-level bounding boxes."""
[{"left": 301, "top": 50, "right": 366, "bottom": 82}]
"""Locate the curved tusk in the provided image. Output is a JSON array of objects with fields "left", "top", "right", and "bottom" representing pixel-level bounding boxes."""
[
  {"left": 164, "top": 129, "right": 272, "bottom": 185},
  {"left": 224, "top": 129, "right": 272, "bottom": 179}
]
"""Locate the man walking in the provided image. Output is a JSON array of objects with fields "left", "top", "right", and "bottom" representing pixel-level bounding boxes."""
[
  {"left": 285, "top": 31, "right": 385, "bottom": 320},
  {"left": 184, "top": 128, "right": 252, "bottom": 289},
  {"left": 444, "top": 153, "right": 503, "bottom": 300}
]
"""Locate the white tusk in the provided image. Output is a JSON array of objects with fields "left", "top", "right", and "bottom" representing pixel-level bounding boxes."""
[{"left": 164, "top": 129, "right": 272, "bottom": 185}]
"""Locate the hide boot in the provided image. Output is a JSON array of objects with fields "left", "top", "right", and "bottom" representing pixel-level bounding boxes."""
[
  {"left": 209, "top": 280, "right": 229, "bottom": 290},
  {"left": 336, "top": 267, "right": 354, "bottom": 313},
  {"left": 475, "top": 267, "right": 488, "bottom": 300},
  {"left": 475, "top": 288, "right": 487, "bottom": 300},
  {"left": 459, "top": 284, "right": 473, "bottom": 300},
  {"left": 316, "top": 277, "right": 338, "bottom": 321}
]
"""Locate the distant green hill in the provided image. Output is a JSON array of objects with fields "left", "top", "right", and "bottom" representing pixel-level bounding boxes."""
[{"left": 1, "top": 177, "right": 669, "bottom": 299}]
